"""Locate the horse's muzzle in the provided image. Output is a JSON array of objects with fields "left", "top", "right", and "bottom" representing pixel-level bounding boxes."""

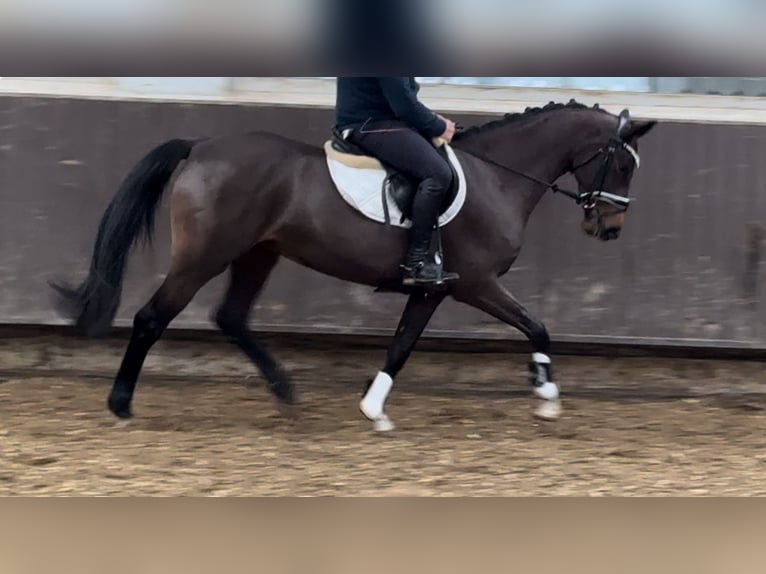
[{"left": 600, "top": 227, "right": 622, "bottom": 241}]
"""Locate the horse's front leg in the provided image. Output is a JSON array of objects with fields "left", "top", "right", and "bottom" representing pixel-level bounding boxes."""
[
  {"left": 453, "top": 280, "right": 561, "bottom": 420},
  {"left": 360, "top": 289, "right": 446, "bottom": 431}
]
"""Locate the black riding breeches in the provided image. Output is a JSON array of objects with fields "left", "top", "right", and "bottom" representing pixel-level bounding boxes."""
[{"left": 346, "top": 120, "right": 453, "bottom": 192}]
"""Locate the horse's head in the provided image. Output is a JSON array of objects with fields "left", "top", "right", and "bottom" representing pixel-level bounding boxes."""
[{"left": 570, "top": 109, "right": 656, "bottom": 241}]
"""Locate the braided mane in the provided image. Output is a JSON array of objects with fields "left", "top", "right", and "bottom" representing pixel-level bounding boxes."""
[{"left": 452, "top": 99, "right": 609, "bottom": 141}]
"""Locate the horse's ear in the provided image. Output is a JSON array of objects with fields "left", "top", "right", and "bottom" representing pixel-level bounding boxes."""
[
  {"left": 616, "top": 109, "right": 631, "bottom": 138},
  {"left": 623, "top": 120, "right": 657, "bottom": 141}
]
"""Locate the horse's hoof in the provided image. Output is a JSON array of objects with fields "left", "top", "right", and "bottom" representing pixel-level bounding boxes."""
[
  {"left": 276, "top": 401, "right": 299, "bottom": 420},
  {"left": 359, "top": 401, "right": 395, "bottom": 432},
  {"left": 372, "top": 413, "right": 395, "bottom": 432},
  {"left": 108, "top": 392, "right": 133, "bottom": 419},
  {"left": 534, "top": 400, "right": 562, "bottom": 421},
  {"left": 271, "top": 381, "right": 295, "bottom": 405}
]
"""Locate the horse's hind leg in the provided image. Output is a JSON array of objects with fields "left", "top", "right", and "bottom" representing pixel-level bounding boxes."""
[
  {"left": 360, "top": 289, "right": 446, "bottom": 431},
  {"left": 214, "top": 246, "right": 294, "bottom": 405},
  {"left": 108, "top": 264, "right": 222, "bottom": 419},
  {"left": 452, "top": 279, "right": 561, "bottom": 420}
]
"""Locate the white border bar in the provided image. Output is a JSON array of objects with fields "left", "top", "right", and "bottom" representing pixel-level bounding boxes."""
[{"left": 2, "top": 77, "right": 766, "bottom": 125}]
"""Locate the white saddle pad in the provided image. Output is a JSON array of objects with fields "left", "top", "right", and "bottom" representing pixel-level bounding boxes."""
[{"left": 324, "top": 141, "right": 467, "bottom": 229}]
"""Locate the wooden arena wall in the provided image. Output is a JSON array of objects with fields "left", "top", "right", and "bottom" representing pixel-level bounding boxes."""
[{"left": 1, "top": 79, "right": 764, "bottom": 349}]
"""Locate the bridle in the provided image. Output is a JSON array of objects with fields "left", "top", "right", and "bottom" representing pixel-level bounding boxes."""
[
  {"left": 566, "top": 137, "right": 640, "bottom": 211},
  {"left": 460, "top": 110, "right": 641, "bottom": 213}
]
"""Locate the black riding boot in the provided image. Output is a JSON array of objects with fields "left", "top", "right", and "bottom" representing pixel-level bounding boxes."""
[{"left": 402, "top": 177, "right": 460, "bottom": 287}]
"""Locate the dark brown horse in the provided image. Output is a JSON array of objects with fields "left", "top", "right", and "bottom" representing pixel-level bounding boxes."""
[{"left": 52, "top": 100, "right": 656, "bottom": 431}]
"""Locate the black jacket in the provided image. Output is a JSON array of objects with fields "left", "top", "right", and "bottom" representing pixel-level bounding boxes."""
[{"left": 335, "top": 77, "right": 447, "bottom": 139}]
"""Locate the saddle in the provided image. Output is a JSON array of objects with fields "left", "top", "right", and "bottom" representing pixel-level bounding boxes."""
[{"left": 328, "top": 128, "right": 460, "bottom": 225}]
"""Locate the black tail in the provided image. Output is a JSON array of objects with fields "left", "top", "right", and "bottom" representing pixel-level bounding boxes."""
[{"left": 51, "top": 138, "right": 196, "bottom": 338}]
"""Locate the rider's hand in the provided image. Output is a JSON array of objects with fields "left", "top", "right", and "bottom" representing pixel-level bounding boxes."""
[{"left": 438, "top": 115, "right": 456, "bottom": 142}]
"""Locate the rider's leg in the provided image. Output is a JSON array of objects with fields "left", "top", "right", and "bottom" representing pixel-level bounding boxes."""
[
  {"left": 348, "top": 121, "right": 458, "bottom": 286},
  {"left": 401, "top": 175, "right": 459, "bottom": 286}
]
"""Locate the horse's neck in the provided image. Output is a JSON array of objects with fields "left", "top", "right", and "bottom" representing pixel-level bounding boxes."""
[
  {"left": 477, "top": 116, "right": 577, "bottom": 178},
  {"left": 459, "top": 113, "right": 581, "bottom": 218}
]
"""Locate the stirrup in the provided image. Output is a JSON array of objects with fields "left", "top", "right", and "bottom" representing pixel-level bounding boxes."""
[{"left": 401, "top": 260, "right": 460, "bottom": 288}]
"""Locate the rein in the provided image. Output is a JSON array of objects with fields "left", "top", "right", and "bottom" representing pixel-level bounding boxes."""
[{"left": 457, "top": 132, "right": 640, "bottom": 212}]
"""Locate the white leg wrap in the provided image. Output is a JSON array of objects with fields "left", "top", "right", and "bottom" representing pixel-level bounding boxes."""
[
  {"left": 360, "top": 371, "right": 393, "bottom": 421},
  {"left": 531, "top": 352, "right": 560, "bottom": 400},
  {"left": 534, "top": 382, "right": 560, "bottom": 401}
]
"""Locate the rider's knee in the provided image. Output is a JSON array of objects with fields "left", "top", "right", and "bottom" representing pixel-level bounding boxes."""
[{"left": 422, "top": 164, "right": 453, "bottom": 194}]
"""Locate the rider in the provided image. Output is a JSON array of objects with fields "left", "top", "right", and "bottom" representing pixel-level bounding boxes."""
[{"left": 334, "top": 77, "right": 459, "bottom": 287}]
